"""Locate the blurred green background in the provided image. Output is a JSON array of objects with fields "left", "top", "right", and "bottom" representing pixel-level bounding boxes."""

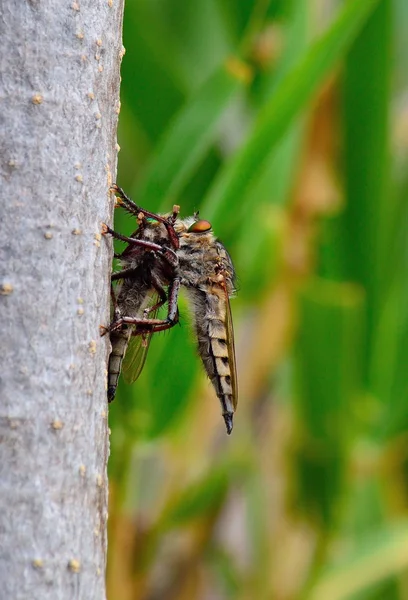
[{"left": 107, "top": 1, "right": 408, "bottom": 598}]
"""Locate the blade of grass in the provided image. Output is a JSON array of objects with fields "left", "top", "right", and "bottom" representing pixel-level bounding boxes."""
[
  {"left": 138, "top": 61, "right": 251, "bottom": 210},
  {"left": 157, "top": 457, "right": 250, "bottom": 530},
  {"left": 231, "top": 0, "right": 308, "bottom": 299},
  {"left": 114, "top": 298, "right": 199, "bottom": 440},
  {"left": 121, "top": 4, "right": 186, "bottom": 142},
  {"left": 374, "top": 275, "right": 408, "bottom": 439},
  {"left": 341, "top": 0, "right": 392, "bottom": 393},
  {"left": 155, "top": 0, "right": 233, "bottom": 89},
  {"left": 294, "top": 278, "right": 365, "bottom": 527},
  {"left": 201, "top": 0, "right": 381, "bottom": 230},
  {"left": 309, "top": 521, "right": 408, "bottom": 600},
  {"left": 234, "top": 204, "right": 284, "bottom": 302}
]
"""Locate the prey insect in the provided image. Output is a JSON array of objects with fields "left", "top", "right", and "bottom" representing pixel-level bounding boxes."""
[{"left": 102, "top": 184, "right": 238, "bottom": 434}]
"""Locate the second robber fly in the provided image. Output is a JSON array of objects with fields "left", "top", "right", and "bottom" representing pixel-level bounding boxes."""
[{"left": 102, "top": 184, "right": 238, "bottom": 434}]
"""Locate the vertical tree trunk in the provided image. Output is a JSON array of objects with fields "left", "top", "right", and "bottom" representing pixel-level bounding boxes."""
[{"left": 0, "top": 1, "right": 123, "bottom": 598}]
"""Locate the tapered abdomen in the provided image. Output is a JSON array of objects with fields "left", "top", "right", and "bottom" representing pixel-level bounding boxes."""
[
  {"left": 108, "top": 278, "right": 150, "bottom": 401},
  {"left": 108, "top": 330, "right": 132, "bottom": 402},
  {"left": 190, "top": 288, "right": 237, "bottom": 434}
]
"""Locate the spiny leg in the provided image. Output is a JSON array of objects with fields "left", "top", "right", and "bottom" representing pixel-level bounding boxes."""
[
  {"left": 102, "top": 224, "right": 178, "bottom": 267},
  {"left": 110, "top": 269, "right": 168, "bottom": 316},
  {"left": 102, "top": 223, "right": 163, "bottom": 250},
  {"left": 104, "top": 273, "right": 170, "bottom": 338},
  {"left": 143, "top": 275, "right": 168, "bottom": 316},
  {"left": 109, "top": 277, "right": 180, "bottom": 335},
  {"left": 110, "top": 184, "right": 165, "bottom": 223},
  {"left": 111, "top": 267, "right": 142, "bottom": 282},
  {"left": 108, "top": 268, "right": 146, "bottom": 326},
  {"left": 110, "top": 184, "right": 180, "bottom": 249}
]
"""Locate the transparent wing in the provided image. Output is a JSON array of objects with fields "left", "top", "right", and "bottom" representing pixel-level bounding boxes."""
[
  {"left": 121, "top": 331, "right": 153, "bottom": 384},
  {"left": 224, "top": 290, "right": 238, "bottom": 411},
  {"left": 121, "top": 293, "right": 161, "bottom": 384}
]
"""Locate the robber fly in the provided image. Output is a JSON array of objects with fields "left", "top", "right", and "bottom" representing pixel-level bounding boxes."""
[{"left": 102, "top": 184, "right": 238, "bottom": 434}]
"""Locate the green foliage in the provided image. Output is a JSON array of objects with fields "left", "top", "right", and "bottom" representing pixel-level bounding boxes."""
[
  {"left": 140, "top": 63, "right": 247, "bottom": 211},
  {"left": 108, "top": 0, "right": 408, "bottom": 598},
  {"left": 293, "top": 279, "right": 365, "bottom": 527}
]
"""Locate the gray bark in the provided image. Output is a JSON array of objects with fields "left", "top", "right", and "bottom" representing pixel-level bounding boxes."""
[{"left": 0, "top": 1, "right": 124, "bottom": 598}]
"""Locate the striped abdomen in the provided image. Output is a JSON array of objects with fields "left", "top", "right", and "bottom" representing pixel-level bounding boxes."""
[
  {"left": 190, "top": 287, "right": 238, "bottom": 434},
  {"left": 107, "top": 329, "right": 132, "bottom": 402}
]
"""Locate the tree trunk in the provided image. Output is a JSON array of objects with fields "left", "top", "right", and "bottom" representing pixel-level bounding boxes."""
[{"left": 0, "top": 1, "right": 124, "bottom": 598}]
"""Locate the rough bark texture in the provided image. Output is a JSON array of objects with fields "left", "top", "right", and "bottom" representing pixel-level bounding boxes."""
[{"left": 0, "top": 1, "right": 124, "bottom": 598}]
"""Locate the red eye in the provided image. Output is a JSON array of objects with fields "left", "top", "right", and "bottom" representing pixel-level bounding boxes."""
[{"left": 188, "top": 220, "right": 212, "bottom": 233}]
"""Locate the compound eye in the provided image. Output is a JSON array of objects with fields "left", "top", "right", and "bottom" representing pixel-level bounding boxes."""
[
  {"left": 188, "top": 219, "right": 212, "bottom": 233},
  {"left": 145, "top": 217, "right": 159, "bottom": 225}
]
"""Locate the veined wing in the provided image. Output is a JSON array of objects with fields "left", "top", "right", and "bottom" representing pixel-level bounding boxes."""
[
  {"left": 223, "top": 287, "right": 238, "bottom": 411},
  {"left": 121, "top": 292, "right": 161, "bottom": 384}
]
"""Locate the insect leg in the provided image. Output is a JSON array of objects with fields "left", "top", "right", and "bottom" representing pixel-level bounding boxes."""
[
  {"left": 110, "top": 278, "right": 181, "bottom": 335},
  {"left": 110, "top": 269, "right": 168, "bottom": 314},
  {"left": 110, "top": 184, "right": 162, "bottom": 222},
  {"left": 166, "top": 276, "right": 180, "bottom": 322},
  {"left": 111, "top": 184, "right": 179, "bottom": 249},
  {"left": 102, "top": 224, "right": 162, "bottom": 249},
  {"left": 143, "top": 276, "right": 168, "bottom": 316},
  {"left": 111, "top": 316, "right": 174, "bottom": 333},
  {"left": 102, "top": 224, "right": 178, "bottom": 267},
  {"left": 136, "top": 277, "right": 180, "bottom": 333},
  {"left": 111, "top": 267, "right": 142, "bottom": 282}
]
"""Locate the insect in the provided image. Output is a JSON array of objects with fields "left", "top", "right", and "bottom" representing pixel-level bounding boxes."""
[{"left": 102, "top": 184, "right": 238, "bottom": 434}]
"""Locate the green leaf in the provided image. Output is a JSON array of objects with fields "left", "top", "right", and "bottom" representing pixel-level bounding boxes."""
[
  {"left": 154, "top": 0, "right": 233, "bottom": 89},
  {"left": 309, "top": 521, "right": 408, "bottom": 600},
  {"left": 113, "top": 299, "right": 199, "bottom": 440},
  {"left": 121, "top": 4, "right": 186, "bottom": 141},
  {"left": 293, "top": 278, "right": 365, "bottom": 526},
  {"left": 202, "top": 0, "right": 381, "bottom": 229},
  {"left": 138, "top": 62, "right": 250, "bottom": 211},
  {"left": 234, "top": 204, "right": 284, "bottom": 302},
  {"left": 341, "top": 0, "right": 392, "bottom": 391},
  {"left": 158, "top": 465, "right": 231, "bottom": 529}
]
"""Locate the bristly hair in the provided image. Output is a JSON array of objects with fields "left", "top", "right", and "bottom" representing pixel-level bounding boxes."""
[{"left": 115, "top": 200, "right": 141, "bottom": 220}]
